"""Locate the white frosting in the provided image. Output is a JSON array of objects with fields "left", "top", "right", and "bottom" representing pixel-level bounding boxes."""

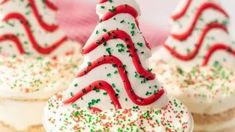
[
  {"left": 44, "top": 0, "right": 193, "bottom": 131},
  {"left": 151, "top": 0, "right": 235, "bottom": 131},
  {"left": 150, "top": 59, "right": 235, "bottom": 115},
  {"left": 0, "top": 55, "right": 82, "bottom": 100},
  {"left": 0, "top": 0, "right": 81, "bottom": 57},
  {"left": 0, "top": 98, "right": 46, "bottom": 131},
  {"left": 44, "top": 93, "right": 193, "bottom": 132},
  {"left": 161, "top": 0, "right": 235, "bottom": 68}
]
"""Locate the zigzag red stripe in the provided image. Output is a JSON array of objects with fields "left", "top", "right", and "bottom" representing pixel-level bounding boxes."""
[
  {"left": 1, "top": 0, "right": 58, "bottom": 32},
  {"left": 164, "top": 22, "right": 235, "bottom": 65},
  {"left": 28, "top": 0, "right": 58, "bottom": 32},
  {"left": 202, "top": 44, "right": 235, "bottom": 66},
  {"left": 44, "top": 0, "right": 58, "bottom": 11},
  {"left": 3, "top": 13, "right": 67, "bottom": 54},
  {"left": 74, "top": 55, "right": 164, "bottom": 106},
  {"left": 63, "top": 80, "right": 122, "bottom": 110},
  {"left": 98, "top": 0, "right": 107, "bottom": 4},
  {"left": 172, "top": 0, "right": 192, "bottom": 20},
  {"left": 172, "top": 2, "right": 229, "bottom": 40},
  {"left": 100, "top": 4, "right": 141, "bottom": 35},
  {"left": 0, "top": 34, "right": 25, "bottom": 54},
  {"left": 98, "top": 4, "right": 148, "bottom": 49},
  {"left": 101, "top": 5, "right": 138, "bottom": 22},
  {"left": 83, "top": 30, "right": 155, "bottom": 79}
]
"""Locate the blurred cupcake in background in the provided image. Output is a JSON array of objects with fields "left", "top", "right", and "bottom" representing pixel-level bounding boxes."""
[
  {"left": 0, "top": 0, "right": 82, "bottom": 131},
  {"left": 150, "top": 0, "right": 235, "bottom": 131}
]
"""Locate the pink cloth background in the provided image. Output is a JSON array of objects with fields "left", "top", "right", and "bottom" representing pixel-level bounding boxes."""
[{"left": 55, "top": 0, "right": 169, "bottom": 48}]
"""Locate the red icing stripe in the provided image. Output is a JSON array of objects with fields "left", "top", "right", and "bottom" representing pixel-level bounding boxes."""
[
  {"left": 172, "top": 0, "right": 192, "bottom": 20},
  {"left": 90, "top": 107, "right": 102, "bottom": 112},
  {"left": 83, "top": 30, "right": 155, "bottom": 79},
  {"left": 202, "top": 44, "right": 235, "bottom": 66},
  {"left": 0, "top": 0, "right": 57, "bottom": 10},
  {"left": 0, "top": 34, "right": 25, "bottom": 54},
  {"left": 98, "top": 4, "right": 148, "bottom": 49},
  {"left": 1, "top": 0, "right": 58, "bottom": 32},
  {"left": 3, "top": 13, "right": 67, "bottom": 54},
  {"left": 76, "top": 55, "right": 164, "bottom": 106},
  {"left": 44, "top": 0, "right": 58, "bottom": 11},
  {"left": 28, "top": 0, "right": 58, "bottom": 32},
  {"left": 98, "top": 0, "right": 107, "bottom": 4},
  {"left": 165, "top": 23, "right": 232, "bottom": 64},
  {"left": 172, "top": 2, "right": 229, "bottom": 40},
  {"left": 101, "top": 5, "right": 138, "bottom": 22},
  {"left": 63, "top": 80, "right": 122, "bottom": 110}
]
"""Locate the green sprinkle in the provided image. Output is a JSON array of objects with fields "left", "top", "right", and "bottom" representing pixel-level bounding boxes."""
[
  {"left": 107, "top": 73, "right": 112, "bottom": 77},
  {"left": 70, "top": 92, "right": 74, "bottom": 97},
  {"left": 131, "top": 23, "right": 135, "bottom": 29},
  {"left": 177, "top": 67, "right": 184, "bottom": 75},
  {"left": 130, "top": 31, "right": 135, "bottom": 36},
  {"left": 120, "top": 20, "right": 125, "bottom": 23},
  {"left": 103, "top": 29, "right": 107, "bottom": 32},
  {"left": 137, "top": 42, "right": 143, "bottom": 47},
  {"left": 73, "top": 111, "right": 80, "bottom": 116},
  {"left": 112, "top": 83, "right": 116, "bottom": 88},
  {"left": 106, "top": 47, "right": 112, "bottom": 55},
  {"left": 88, "top": 62, "right": 92, "bottom": 66},
  {"left": 108, "top": 6, "right": 116, "bottom": 12}
]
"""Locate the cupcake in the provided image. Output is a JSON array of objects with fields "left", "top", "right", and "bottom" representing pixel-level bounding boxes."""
[
  {"left": 150, "top": 0, "right": 235, "bottom": 131},
  {"left": 43, "top": 0, "right": 193, "bottom": 131},
  {"left": 0, "top": 0, "right": 82, "bottom": 131}
]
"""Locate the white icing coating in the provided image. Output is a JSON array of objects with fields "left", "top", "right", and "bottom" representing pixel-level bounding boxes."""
[
  {"left": 0, "top": 0, "right": 81, "bottom": 57},
  {"left": 44, "top": 0, "right": 193, "bottom": 131},
  {"left": 65, "top": 0, "right": 165, "bottom": 110}
]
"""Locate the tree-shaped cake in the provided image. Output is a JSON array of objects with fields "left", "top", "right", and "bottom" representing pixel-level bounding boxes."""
[
  {"left": 44, "top": 0, "right": 193, "bottom": 131},
  {"left": 0, "top": 1, "right": 82, "bottom": 131},
  {"left": 151, "top": 0, "right": 235, "bottom": 131},
  {"left": 0, "top": 0, "right": 81, "bottom": 57},
  {"left": 154, "top": 0, "right": 235, "bottom": 68}
]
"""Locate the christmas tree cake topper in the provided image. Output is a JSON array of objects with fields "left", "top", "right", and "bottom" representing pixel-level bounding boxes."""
[
  {"left": 63, "top": 0, "right": 167, "bottom": 111},
  {"left": 43, "top": 1, "right": 193, "bottom": 131}
]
